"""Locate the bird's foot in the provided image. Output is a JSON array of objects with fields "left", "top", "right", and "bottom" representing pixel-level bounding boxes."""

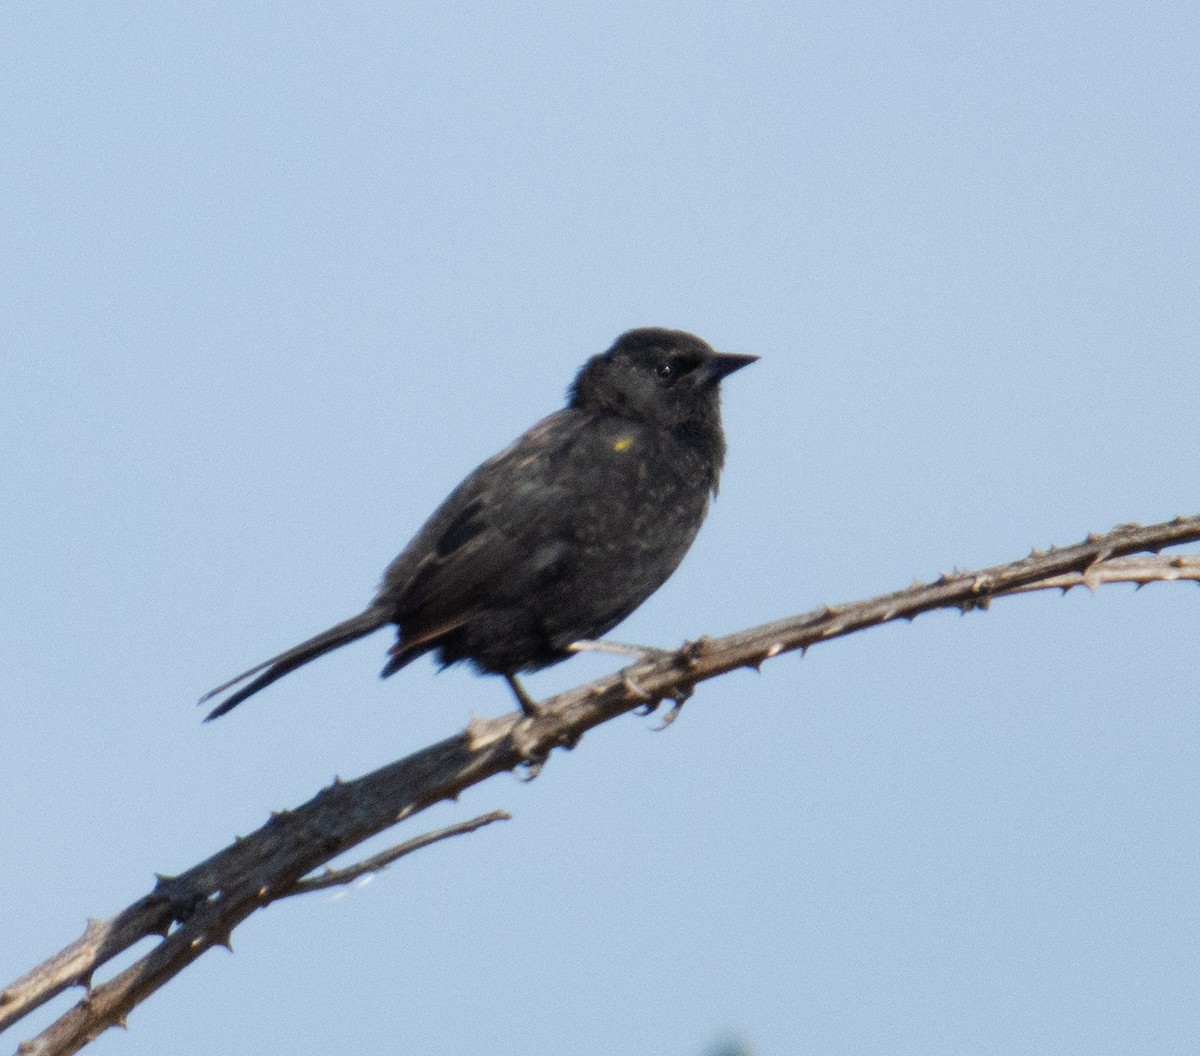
[
  {"left": 652, "top": 685, "right": 695, "bottom": 730},
  {"left": 621, "top": 673, "right": 655, "bottom": 704}
]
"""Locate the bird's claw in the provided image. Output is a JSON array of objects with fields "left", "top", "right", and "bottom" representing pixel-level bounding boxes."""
[
  {"left": 622, "top": 673, "right": 655, "bottom": 704},
  {"left": 652, "top": 685, "right": 693, "bottom": 730}
]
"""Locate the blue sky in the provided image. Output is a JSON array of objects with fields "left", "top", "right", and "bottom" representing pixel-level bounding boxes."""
[{"left": 3, "top": 4, "right": 1198, "bottom": 1054}]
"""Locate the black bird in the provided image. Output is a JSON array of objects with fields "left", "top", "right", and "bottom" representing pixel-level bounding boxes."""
[{"left": 201, "top": 328, "right": 756, "bottom": 720}]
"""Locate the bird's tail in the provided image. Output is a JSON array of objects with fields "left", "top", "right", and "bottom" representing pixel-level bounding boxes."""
[{"left": 200, "top": 607, "right": 390, "bottom": 721}]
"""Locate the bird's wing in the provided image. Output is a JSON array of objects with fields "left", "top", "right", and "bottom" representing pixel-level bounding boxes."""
[{"left": 377, "top": 409, "right": 588, "bottom": 623}]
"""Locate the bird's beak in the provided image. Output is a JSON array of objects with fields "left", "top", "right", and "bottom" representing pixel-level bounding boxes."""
[{"left": 707, "top": 352, "right": 759, "bottom": 381}]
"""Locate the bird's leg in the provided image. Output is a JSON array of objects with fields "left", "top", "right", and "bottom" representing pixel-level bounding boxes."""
[
  {"left": 504, "top": 672, "right": 543, "bottom": 717},
  {"left": 567, "top": 638, "right": 674, "bottom": 662}
]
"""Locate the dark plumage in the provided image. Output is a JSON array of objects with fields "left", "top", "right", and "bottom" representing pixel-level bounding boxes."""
[{"left": 201, "top": 328, "right": 756, "bottom": 720}]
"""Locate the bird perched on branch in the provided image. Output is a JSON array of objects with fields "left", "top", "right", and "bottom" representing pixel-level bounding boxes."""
[{"left": 201, "top": 327, "right": 756, "bottom": 720}]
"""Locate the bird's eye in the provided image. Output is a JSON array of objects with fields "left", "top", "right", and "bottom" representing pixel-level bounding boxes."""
[{"left": 656, "top": 355, "right": 701, "bottom": 381}]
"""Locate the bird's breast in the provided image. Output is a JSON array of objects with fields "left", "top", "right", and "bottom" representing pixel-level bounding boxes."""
[{"left": 562, "top": 422, "right": 711, "bottom": 547}]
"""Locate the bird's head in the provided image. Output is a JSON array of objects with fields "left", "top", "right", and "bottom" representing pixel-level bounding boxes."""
[{"left": 568, "top": 328, "right": 757, "bottom": 434}]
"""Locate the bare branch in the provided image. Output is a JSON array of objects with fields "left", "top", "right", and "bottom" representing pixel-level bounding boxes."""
[
  {"left": 286, "top": 810, "right": 511, "bottom": 896},
  {"left": 1000, "top": 553, "right": 1200, "bottom": 593},
  {"left": 5, "top": 514, "right": 1200, "bottom": 1055}
]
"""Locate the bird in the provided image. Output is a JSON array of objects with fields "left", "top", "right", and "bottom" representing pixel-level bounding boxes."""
[{"left": 201, "top": 327, "right": 756, "bottom": 720}]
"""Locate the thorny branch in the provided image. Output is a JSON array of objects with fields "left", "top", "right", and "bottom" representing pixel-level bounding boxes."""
[{"left": 4, "top": 515, "right": 1200, "bottom": 1056}]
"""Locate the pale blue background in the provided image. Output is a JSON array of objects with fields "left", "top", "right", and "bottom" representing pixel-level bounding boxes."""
[{"left": 3, "top": 4, "right": 1198, "bottom": 1055}]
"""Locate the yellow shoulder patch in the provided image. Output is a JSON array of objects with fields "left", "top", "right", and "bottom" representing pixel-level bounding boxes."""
[{"left": 612, "top": 436, "right": 633, "bottom": 452}]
